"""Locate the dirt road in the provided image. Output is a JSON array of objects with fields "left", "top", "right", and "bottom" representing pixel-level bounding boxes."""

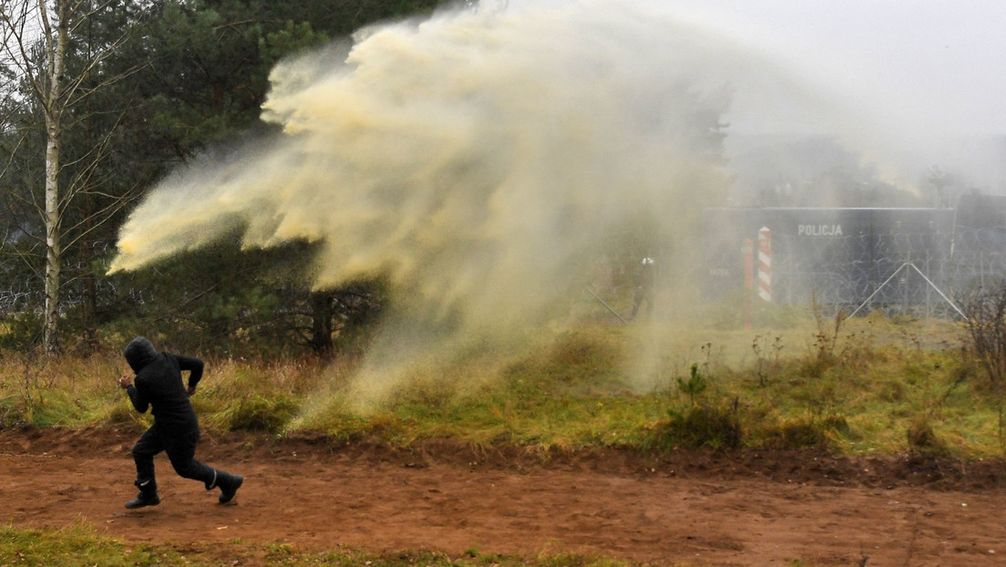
[{"left": 1, "top": 427, "right": 1005, "bottom": 566}]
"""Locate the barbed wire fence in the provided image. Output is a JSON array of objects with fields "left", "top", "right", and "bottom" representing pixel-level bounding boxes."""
[
  {"left": 579, "top": 226, "right": 1006, "bottom": 324},
  {"left": 767, "top": 227, "right": 1006, "bottom": 319},
  {"left": 0, "top": 239, "right": 119, "bottom": 319}
]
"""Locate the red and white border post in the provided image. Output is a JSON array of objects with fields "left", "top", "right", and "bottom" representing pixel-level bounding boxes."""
[{"left": 757, "top": 227, "right": 772, "bottom": 303}]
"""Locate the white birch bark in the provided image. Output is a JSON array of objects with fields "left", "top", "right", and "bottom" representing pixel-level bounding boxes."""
[
  {"left": 1, "top": 1, "right": 135, "bottom": 354},
  {"left": 41, "top": 0, "right": 67, "bottom": 354}
]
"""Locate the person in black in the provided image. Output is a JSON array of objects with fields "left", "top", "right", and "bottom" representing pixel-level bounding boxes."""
[
  {"left": 117, "top": 336, "right": 243, "bottom": 509},
  {"left": 629, "top": 256, "right": 656, "bottom": 320}
]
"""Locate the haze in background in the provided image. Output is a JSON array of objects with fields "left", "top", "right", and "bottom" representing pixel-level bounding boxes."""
[{"left": 657, "top": 0, "right": 1006, "bottom": 196}]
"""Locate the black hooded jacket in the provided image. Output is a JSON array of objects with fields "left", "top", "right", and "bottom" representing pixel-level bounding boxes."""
[{"left": 124, "top": 337, "right": 204, "bottom": 430}]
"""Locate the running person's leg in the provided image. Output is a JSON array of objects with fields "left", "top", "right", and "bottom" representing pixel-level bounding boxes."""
[
  {"left": 165, "top": 428, "right": 244, "bottom": 504},
  {"left": 126, "top": 426, "right": 164, "bottom": 509}
]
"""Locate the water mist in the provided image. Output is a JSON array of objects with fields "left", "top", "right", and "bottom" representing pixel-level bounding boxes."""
[{"left": 111, "top": 1, "right": 853, "bottom": 405}]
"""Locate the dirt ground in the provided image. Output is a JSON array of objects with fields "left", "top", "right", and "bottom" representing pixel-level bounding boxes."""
[{"left": 2, "top": 427, "right": 1006, "bottom": 566}]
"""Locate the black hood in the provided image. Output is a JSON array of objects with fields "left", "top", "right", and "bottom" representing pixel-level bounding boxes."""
[{"left": 124, "top": 337, "right": 159, "bottom": 373}]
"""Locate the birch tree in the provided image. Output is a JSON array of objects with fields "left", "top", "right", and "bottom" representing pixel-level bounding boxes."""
[{"left": 0, "top": 0, "right": 131, "bottom": 353}]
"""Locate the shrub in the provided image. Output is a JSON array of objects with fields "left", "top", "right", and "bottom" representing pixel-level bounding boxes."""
[
  {"left": 760, "top": 415, "right": 848, "bottom": 450},
  {"left": 961, "top": 283, "right": 1006, "bottom": 388},
  {"left": 543, "top": 329, "right": 623, "bottom": 384},
  {"left": 218, "top": 394, "right": 299, "bottom": 433},
  {"left": 0, "top": 394, "right": 25, "bottom": 428},
  {"left": 676, "top": 364, "right": 707, "bottom": 406},
  {"left": 105, "top": 402, "right": 140, "bottom": 426},
  {"left": 907, "top": 415, "right": 950, "bottom": 458},
  {"left": 0, "top": 313, "right": 43, "bottom": 351},
  {"left": 804, "top": 300, "right": 847, "bottom": 378},
  {"left": 649, "top": 399, "right": 742, "bottom": 450}
]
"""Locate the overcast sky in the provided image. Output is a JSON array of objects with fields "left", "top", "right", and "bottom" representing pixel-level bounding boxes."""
[{"left": 658, "top": 0, "right": 1006, "bottom": 138}]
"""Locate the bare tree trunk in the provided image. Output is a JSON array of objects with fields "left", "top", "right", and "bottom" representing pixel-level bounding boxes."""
[
  {"left": 41, "top": 0, "right": 68, "bottom": 355},
  {"left": 43, "top": 113, "right": 62, "bottom": 353},
  {"left": 2, "top": 0, "right": 133, "bottom": 355}
]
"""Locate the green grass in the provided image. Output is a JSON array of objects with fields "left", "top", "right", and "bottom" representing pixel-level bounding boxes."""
[
  {"left": 2, "top": 312, "right": 1002, "bottom": 458},
  {"left": 295, "top": 315, "right": 1002, "bottom": 457},
  {"left": 0, "top": 524, "right": 640, "bottom": 566},
  {"left": 0, "top": 523, "right": 185, "bottom": 566}
]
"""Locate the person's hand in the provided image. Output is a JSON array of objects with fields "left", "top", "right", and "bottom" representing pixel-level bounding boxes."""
[
  {"left": 187, "top": 385, "right": 196, "bottom": 397},
  {"left": 117, "top": 374, "right": 133, "bottom": 389}
]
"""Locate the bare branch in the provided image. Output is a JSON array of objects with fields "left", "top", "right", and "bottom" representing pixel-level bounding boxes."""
[
  {"left": 7, "top": 178, "right": 46, "bottom": 222},
  {"left": 35, "top": 0, "right": 54, "bottom": 91},
  {"left": 67, "top": 0, "right": 118, "bottom": 34},
  {"left": 0, "top": 127, "right": 30, "bottom": 182},
  {"left": 2, "top": 237, "right": 44, "bottom": 280},
  {"left": 0, "top": 1, "right": 45, "bottom": 103},
  {"left": 64, "top": 61, "right": 145, "bottom": 108},
  {"left": 61, "top": 185, "right": 140, "bottom": 251},
  {"left": 59, "top": 30, "right": 133, "bottom": 107},
  {"left": 212, "top": 18, "right": 260, "bottom": 32},
  {"left": 1, "top": 197, "right": 44, "bottom": 246},
  {"left": 57, "top": 107, "right": 128, "bottom": 215}
]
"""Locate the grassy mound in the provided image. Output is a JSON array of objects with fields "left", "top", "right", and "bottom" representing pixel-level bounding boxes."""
[{"left": 0, "top": 314, "right": 1000, "bottom": 458}]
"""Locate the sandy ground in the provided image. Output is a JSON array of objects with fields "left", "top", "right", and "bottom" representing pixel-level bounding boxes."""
[{"left": 1, "top": 427, "right": 1005, "bottom": 566}]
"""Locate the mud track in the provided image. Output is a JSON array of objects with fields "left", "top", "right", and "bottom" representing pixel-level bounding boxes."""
[{"left": 2, "top": 426, "right": 1005, "bottom": 566}]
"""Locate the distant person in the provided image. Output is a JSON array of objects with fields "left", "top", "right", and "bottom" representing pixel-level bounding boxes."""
[
  {"left": 117, "top": 337, "right": 243, "bottom": 509},
  {"left": 629, "top": 256, "right": 656, "bottom": 320}
]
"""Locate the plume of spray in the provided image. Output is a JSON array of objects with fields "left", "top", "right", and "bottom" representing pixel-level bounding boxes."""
[{"left": 109, "top": 0, "right": 829, "bottom": 406}]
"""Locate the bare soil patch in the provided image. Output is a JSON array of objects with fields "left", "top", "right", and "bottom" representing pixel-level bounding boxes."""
[{"left": 2, "top": 427, "right": 1005, "bottom": 565}]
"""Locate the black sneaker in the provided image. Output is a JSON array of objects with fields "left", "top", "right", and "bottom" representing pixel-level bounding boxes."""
[
  {"left": 124, "top": 486, "right": 159, "bottom": 508},
  {"left": 218, "top": 473, "right": 244, "bottom": 504},
  {"left": 125, "top": 480, "right": 160, "bottom": 509}
]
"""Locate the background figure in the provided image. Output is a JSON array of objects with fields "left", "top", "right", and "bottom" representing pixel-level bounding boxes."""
[{"left": 630, "top": 256, "right": 656, "bottom": 320}]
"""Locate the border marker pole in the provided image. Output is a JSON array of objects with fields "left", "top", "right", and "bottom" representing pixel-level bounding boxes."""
[{"left": 757, "top": 227, "right": 772, "bottom": 303}]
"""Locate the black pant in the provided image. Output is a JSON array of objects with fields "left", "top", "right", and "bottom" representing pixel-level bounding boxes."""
[
  {"left": 132, "top": 423, "right": 216, "bottom": 489},
  {"left": 631, "top": 287, "right": 654, "bottom": 319}
]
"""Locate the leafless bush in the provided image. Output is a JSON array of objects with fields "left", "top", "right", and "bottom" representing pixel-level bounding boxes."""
[
  {"left": 751, "top": 334, "right": 783, "bottom": 387},
  {"left": 960, "top": 284, "right": 1006, "bottom": 450},
  {"left": 961, "top": 284, "right": 1006, "bottom": 388},
  {"left": 804, "top": 295, "right": 847, "bottom": 378}
]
